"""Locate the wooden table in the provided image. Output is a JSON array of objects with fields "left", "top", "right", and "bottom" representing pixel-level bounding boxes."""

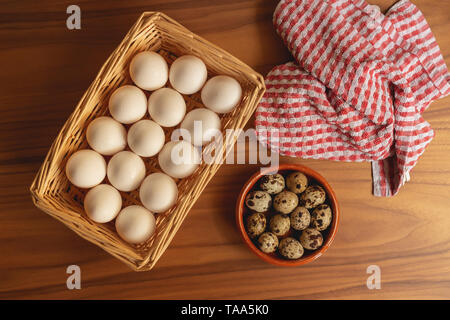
[{"left": 1, "top": 0, "right": 449, "bottom": 299}]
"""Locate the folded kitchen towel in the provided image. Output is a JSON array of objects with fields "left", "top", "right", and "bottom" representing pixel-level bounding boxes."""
[{"left": 255, "top": 0, "right": 450, "bottom": 196}]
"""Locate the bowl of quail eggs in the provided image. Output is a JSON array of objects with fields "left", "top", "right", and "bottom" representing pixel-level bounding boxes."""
[{"left": 235, "top": 163, "right": 339, "bottom": 267}]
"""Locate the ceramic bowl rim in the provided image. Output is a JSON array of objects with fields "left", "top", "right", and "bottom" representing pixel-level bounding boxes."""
[{"left": 235, "top": 163, "right": 340, "bottom": 267}]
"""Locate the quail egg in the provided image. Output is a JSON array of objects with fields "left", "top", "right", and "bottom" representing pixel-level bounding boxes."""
[
  {"left": 299, "top": 185, "right": 326, "bottom": 209},
  {"left": 257, "top": 232, "right": 279, "bottom": 253},
  {"left": 311, "top": 204, "right": 332, "bottom": 231},
  {"left": 278, "top": 237, "right": 304, "bottom": 259},
  {"left": 246, "top": 212, "right": 267, "bottom": 238},
  {"left": 286, "top": 171, "right": 308, "bottom": 193},
  {"left": 269, "top": 214, "right": 290, "bottom": 237},
  {"left": 273, "top": 190, "right": 298, "bottom": 214},
  {"left": 245, "top": 190, "right": 271, "bottom": 213},
  {"left": 259, "top": 173, "right": 285, "bottom": 195},
  {"left": 299, "top": 228, "right": 324, "bottom": 250},
  {"left": 290, "top": 206, "right": 311, "bottom": 231}
]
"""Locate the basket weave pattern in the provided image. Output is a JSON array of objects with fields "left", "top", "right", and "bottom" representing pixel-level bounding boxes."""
[{"left": 30, "top": 12, "right": 265, "bottom": 271}]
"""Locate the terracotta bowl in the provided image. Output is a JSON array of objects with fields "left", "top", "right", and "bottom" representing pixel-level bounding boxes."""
[{"left": 236, "top": 163, "right": 339, "bottom": 267}]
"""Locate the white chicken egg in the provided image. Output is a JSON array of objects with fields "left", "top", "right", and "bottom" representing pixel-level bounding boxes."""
[
  {"left": 139, "top": 173, "right": 178, "bottom": 213},
  {"left": 107, "top": 151, "right": 146, "bottom": 192},
  {"left": 66, "top": 149, "right": 106, "bottom": 188},
  {"left": 108, "top": 85, "right": 147, "bottom": 124},
  {"left": 84, "top": 184, "right": 122, "bottom": 223},
  {"left": 180, "top": 108, "right": 221, "bottom": 146},
  {"left": 127, "top": 120, "right": 165, "bottom": 157},
  {"left": 129, "top": 51, "right": 168, "bottom": 91},
  {"left": 158, "top": 140, "right": 200, "bottom": 179},
  {"left": 86, "top": 116, "right": 127, "bottom": 156},
  {"left": 201, "top": 75, "right": 242, "bottom": 113},
  {"left": 169, "top": 55, "right": 207, "bottom": 94},
  {"left": 115, "top": 205, "right": 156, "bottom": 244},
  {"left": 148, "top": 88, "right": 186, "bottom": 127}
]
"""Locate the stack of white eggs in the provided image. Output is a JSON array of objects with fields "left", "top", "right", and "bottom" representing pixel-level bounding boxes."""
[{"left": 65, "top": 51, "right": 242, "bottom": 245}]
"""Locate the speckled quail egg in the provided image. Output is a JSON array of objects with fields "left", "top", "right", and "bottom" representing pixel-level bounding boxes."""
[
  {"left": 269, "top": 214, "right": 290, "bottom": 237},
  {"left": 257, "top": 232, "right": 279, "bottom": 253},
  {"left": 299, "top": 228, "right": 324, "bottom": 250},
  {"left": 259, "top": 173, "right": 285, "bottom": 195},
  {"left": 290, "top": 206, "right": 311, "bottom": 231},
  {"left": 286, "top": 171, "right": 308, "bottom": 193},
  {"left": 245, "top": 190, "right": 271, "bottom": 213},
  {"left": 278, "top": 237, "right": 304, "bottom": 259},
  {"left": 299, "top": 185, "right": 326, "bottom": 209},
  {"left": 311, "top": 204, "right": 332, "bottom": 231},
  {"left": 245, "top": 212, "right": 267, "bottom": 238},
  {"left": 273, "top": 190, "right": 298, "bottom": 214}
]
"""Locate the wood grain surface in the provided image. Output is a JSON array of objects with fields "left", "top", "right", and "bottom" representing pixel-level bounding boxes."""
[{"left": 1, "top": 0, "right": 449, "bottom": 299}]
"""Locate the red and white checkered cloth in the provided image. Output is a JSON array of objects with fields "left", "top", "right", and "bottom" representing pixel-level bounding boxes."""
[{"left": 255, "top": 0, "right": 450, "bottom": 196}]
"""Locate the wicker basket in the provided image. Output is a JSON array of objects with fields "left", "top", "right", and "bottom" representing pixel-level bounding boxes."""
[{"left": 29, "top": 12, "right": 265, "bottom": 271}]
